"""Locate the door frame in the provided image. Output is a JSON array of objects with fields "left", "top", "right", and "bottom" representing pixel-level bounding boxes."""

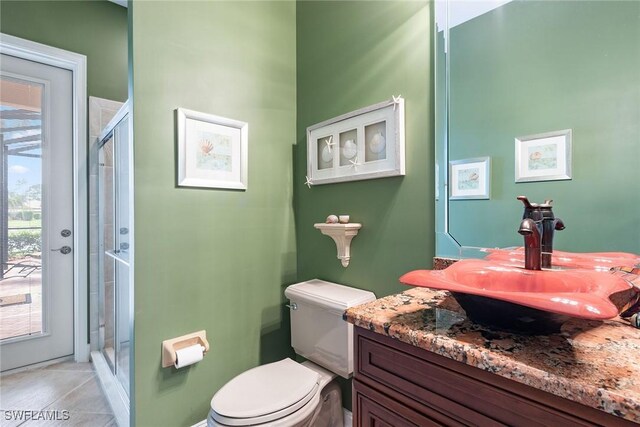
[{"left": 0, "top": 33, "right": 89, "bottom": 363}]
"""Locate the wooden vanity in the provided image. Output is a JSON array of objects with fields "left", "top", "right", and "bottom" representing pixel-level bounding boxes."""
[{"left": 344, "top": 288, "right": 640, "bottom": 426}]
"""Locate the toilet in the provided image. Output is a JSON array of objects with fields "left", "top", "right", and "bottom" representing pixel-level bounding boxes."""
[{"left": 204, "top": 279, "right": 376, "bottom": 427}]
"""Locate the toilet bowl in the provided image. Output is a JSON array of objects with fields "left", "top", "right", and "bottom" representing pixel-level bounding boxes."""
[
  {"left": 201, "top": 280, "right": 376, "bottom": 427},
  {"left": 207, "top": 360, "right": 341, "bottom": 427}
]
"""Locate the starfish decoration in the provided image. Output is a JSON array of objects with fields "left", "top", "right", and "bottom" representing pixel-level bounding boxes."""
[
  {"left": 304, "top": 176, "right": 313, "bottom": 189},
  {"left": 349, "top": 157, "right": 361, "bottom": 170},
  {"left": 392, "top": 95, "right": 402, "bottom": 111},
  {"left": 324, "top": 136, "right": 335, "bottom": 153}
]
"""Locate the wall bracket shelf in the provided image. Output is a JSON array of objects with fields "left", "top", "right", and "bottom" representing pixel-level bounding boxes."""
[{"left": 314, "top": 223, "right": 362, "bottom": 267}]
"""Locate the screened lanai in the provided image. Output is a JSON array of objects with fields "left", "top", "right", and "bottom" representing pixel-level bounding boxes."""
[{"left": 0, "top": 76, "right": 43, "bottom": 340}]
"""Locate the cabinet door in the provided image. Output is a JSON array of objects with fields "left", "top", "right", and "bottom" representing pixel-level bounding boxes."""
[
  {"left": 354, "top": 380, "right": 447, "bottom": 427},
  {"left": 354, "top": 327, "right": 631, "bottom": 427}
]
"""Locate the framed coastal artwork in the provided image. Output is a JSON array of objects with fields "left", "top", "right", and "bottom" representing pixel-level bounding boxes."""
[
  {"left": 306, "top": 96, "right": 405, "bottom": 185},
  {"left": 449, "top": 156, "right": 491, "bottom": 200},
  {"left": 515, "top": 129, "right": 572, "bottom": 183},
  {"left": 176, "top": 108, "right": 248, "bottom": 190}
]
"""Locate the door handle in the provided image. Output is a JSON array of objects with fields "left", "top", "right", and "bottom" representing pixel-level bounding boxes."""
[{"left": 51, "top": 246, "right": 72, "bottom": 255}]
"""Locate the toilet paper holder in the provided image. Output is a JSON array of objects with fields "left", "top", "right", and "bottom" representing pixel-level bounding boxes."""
[{"left": 161, "top": 330, "right": 210, "bottom": 368}]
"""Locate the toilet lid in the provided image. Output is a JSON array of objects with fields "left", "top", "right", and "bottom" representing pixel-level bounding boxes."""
[{"left": 211, "top": 358, "right": 320, "bottom": 424}]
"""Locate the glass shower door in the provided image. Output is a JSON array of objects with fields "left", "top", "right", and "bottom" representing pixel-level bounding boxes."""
[
  {"left": 99, "top": 135, "right": 115, "bottom": 369},
  {"left": 114, "top": 115, "right": 130, "bottom": 396},
  {"left": 98, "top": 113, "right": 131, "bottom": 399}
]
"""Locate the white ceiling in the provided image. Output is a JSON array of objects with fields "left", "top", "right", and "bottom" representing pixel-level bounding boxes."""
[
  {"left": 436, "top": 0, "right": 512, "bottom": 31},
  {"left": 111, "top": 1, "right": 509, "bottom": 23},
  {"left": 108, "top": 0, "right": 127, "bottom": 8}
]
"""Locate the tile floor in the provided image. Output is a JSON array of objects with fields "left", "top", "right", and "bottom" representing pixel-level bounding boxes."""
[{"left": 0, "top": 361, "right": 116, "bottom": 426}]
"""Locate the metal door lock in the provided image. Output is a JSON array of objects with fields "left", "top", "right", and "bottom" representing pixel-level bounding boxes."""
[
  {"left": 51, "top": 246, "right": 72, "bottom": 255},
  {"left": 60, "top": 229, "right": 72, "bottom": 237}
]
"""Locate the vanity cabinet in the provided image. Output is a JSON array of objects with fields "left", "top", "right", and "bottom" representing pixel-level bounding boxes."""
[{"left": 352, "top": 327, "right": 635, "bottom": 427}]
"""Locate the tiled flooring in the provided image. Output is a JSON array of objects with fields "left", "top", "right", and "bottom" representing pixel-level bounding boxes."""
[{"left": 0, "top": 361, "right": 116, "bottom": 426}]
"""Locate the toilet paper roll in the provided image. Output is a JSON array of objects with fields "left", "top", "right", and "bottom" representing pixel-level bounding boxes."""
[{"left": 174, "top": 344, "right": 205, "bottom": 369}]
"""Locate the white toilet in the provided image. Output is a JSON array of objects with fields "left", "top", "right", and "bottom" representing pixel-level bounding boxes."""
[{"left": 205, "top": 279, "right": 376, "bottom": 427}]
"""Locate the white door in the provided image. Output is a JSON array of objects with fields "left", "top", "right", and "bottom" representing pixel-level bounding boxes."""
[{"left": 0, "top": 53, "right": 74, "bottom": 371}]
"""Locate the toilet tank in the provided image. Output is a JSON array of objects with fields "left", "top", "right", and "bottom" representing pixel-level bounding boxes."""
[{"left": 284, "top": 279, "right": 376, "bottom": 379}]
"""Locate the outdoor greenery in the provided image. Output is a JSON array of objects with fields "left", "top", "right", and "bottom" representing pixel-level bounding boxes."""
[
  {"left": 8, "top": 230, "right": 41, "bottom": 259},
  {"left": 9, "top": 210, "right": 41, "bottom": 221},
  {"left": 6, "top": 179, "right": 42, "bottom": 259},
  {"left": 8, "top": 181, "right": 41, "bottom": 208}
]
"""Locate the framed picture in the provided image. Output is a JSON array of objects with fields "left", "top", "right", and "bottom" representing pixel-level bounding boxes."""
[
  {"left": 515, "top": 129, "right": 571, "bottom": 183},
  {"left": 306, "top": 96, "right": 405, "bottom": 185},
  {"left": 449, "top": 157, "right": 491, "bottom": 200},
  {"left": 176, "top": 108, "right": 248, "bottom": 190}
]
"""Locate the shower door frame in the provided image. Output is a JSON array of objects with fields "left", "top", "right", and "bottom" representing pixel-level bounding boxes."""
[
  {"left": 0, "top": 33, "right": 89, "bottom": 365},
  {"left": 95, "top": 100, "right": 134, "bottom": 418}
]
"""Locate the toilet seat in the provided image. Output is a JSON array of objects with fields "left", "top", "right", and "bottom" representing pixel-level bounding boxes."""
[{"left": 210, "top": 358, "right": 321, "bottom": 426}]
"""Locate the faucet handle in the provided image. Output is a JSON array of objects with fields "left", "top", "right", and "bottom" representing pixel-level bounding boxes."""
[
  {"left": 518, "top": 218, "right": 537, "bottom": 235},
  {"left": 517, "top": 195, "right": 533, "bottom": 208},
  {"left": 518, "top": 196, "right": 544, "bottom": 221}
]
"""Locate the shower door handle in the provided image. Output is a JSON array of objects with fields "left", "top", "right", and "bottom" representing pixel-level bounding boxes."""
[{"left": 51, "top": 246, "right": 72, "bottom": 255}]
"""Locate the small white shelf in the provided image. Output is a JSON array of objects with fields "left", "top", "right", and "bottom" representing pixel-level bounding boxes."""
[{"left": 314, "top": 223, "right": 362, "bottom": 267}]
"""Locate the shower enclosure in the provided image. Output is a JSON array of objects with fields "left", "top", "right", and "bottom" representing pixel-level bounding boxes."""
[{"left": 93, "top": 101, "right": 133, "bottom": 425}]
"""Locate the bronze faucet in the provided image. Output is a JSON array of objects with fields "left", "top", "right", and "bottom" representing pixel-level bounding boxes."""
[
  {"left": 538, "top": 200, "right": 565, "bottom": 268},
  {"left": 518, "top": 217, "right": 542, "bottom": 270},
  {"left": 517, "top": 196, "right": 565, "bottom": 270}
]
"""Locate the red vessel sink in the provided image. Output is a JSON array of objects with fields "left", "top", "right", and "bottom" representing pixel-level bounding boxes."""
[
  {"left": 400, "top": 259, "right": 640, "bottom": 334},
  {"left": 484, "top": 247, "right": 640, "bottom": 271}
]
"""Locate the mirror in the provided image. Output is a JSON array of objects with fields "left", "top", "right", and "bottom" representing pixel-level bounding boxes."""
[{"left": 435, "top": 0, "right": 640, "bottom": 258}]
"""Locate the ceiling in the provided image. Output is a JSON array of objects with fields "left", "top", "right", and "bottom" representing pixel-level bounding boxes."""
[{"left": 108, "top": 0, "right": 127, "bottom": 8}]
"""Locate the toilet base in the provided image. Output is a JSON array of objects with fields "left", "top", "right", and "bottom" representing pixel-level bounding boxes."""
[{"left": 306, "top": 380, "right": 343, "bottom": 427}]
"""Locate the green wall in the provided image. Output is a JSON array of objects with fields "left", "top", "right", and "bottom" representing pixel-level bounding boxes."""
[
  {"left": 447, "top": 1, "right": 640, "bottom": 253},
  {"left": 0, "top": 0, "right": 128, "bottom": 102},
  {"left": 296, "top": 0, "right": 433, "bottom": 299},
  {"left": 296, "top": 0, "right": 433, "bottom": 406},
  {"left": 130, "top": 1, "right": 297, "bottom": 426}
]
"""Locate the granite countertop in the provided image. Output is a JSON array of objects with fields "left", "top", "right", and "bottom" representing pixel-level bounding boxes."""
[{"left": 344, "top": 287, "right": 640, "bottom": 423}]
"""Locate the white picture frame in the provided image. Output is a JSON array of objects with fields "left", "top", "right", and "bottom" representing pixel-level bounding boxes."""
[
  {"left": 449, "top": 156, "right": 491, "bottom": 200},
  {"left": 176, "top": 108, "right": 248, "bottom": 190},
  {"left": 306, "top": 97, "right": 405, "bottom": 185},
  {"left": 515, "top": 129, "right": 572, "bottom": 183}
]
